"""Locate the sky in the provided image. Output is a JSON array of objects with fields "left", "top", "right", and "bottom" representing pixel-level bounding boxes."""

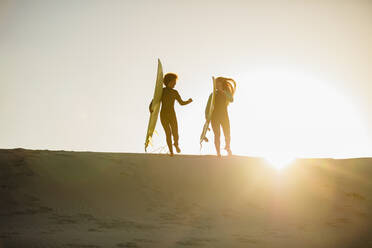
[{"left": 1, "top": 0, "right": 372, "bottom": 159}]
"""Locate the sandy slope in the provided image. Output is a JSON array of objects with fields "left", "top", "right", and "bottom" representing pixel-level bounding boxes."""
[{"left": 1, "top": 149, "right": 372, "bottom": 248}]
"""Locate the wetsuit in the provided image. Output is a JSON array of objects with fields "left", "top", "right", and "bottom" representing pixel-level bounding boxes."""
[
  {"left": 152, "top": 87, "right": 189, "bottom": 154},
  {"left": 206, "top": 89, "right": 233, "bottom": 155}
]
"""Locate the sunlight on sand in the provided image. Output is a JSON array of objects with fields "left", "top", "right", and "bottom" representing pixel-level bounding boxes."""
[{"left": 264, "top": 154, "right": 295, "bottom": 170}]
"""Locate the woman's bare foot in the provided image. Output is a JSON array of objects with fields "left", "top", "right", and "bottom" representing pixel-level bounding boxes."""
[
  {"left": 174, "top": 144, "right": 181, "bottom": 153},
  {"left": 225, "top": 147, "right": 232, "bottom": 156}
]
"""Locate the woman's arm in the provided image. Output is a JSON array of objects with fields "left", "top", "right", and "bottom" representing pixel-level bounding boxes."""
[
  {"left": 175, "top": 91, "right": 192, "bottom": 105},
  {"left": 224, "top": 90, "right": 234, "bottom": 103}
]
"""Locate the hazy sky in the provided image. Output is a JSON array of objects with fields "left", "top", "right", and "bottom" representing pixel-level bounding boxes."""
[{"left": 1, "top": 0, "right": 371, "bottom": 158}]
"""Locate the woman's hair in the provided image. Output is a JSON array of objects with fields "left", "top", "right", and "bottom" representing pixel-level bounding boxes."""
[
  {"left": 163, "top": 73, "right": 178, "bottom": 86},
  {"left": 216, "top": 77, "right": 236, "bottom": 95}
]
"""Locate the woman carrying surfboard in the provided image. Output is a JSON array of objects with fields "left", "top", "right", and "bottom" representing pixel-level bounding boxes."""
[
  {"left": 205, "top": 77, "right": 236, "bottom": 157},
  {"left": 149, "top": 73, "right": 192, "bottom": 156}
]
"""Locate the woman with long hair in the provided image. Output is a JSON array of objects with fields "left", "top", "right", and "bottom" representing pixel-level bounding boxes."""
[{"left": 206, "top": 77, "right": 236, "bottom": 157}]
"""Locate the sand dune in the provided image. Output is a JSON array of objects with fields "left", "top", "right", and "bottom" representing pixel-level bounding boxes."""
[{"left": 1, "top": 149, "right": 372, "bottom": 247}]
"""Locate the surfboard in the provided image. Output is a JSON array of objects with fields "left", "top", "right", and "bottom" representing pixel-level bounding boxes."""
[
  {"left": 145, "top": 59, "right": 163, "bottom": 151},
  {"left": 200, "top": 76, "right": 216, "bottom": 146}
]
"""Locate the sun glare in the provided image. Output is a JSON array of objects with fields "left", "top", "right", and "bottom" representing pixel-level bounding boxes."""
[
  {"left": 230, "top": 66, "right": 369, "bottom": 159},
  {"left": 264, "top": 154, "right": 295, "bottom": 170}
]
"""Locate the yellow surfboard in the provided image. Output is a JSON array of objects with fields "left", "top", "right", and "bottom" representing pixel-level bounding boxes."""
[
  {"left": 145, "top": 59, "right": 163, "bottom": 151},
  {"left": 200, "top": 76, "right": 216, "bottom": 146}
]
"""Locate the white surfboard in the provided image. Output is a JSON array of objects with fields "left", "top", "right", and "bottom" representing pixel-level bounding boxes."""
[
  {"left": 200, "top": 76, "right": 216, "bottom": 146},
  {"left": 145, "top": 59, "right": 163, "bottom": 151}
]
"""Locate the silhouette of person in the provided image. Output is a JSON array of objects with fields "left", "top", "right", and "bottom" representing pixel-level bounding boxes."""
[
  {"left": 205, "top": 77, "right": 235, "bottom": 157},
  {"left": 150, "top": 73, "right": 192, "bottom": 156}
]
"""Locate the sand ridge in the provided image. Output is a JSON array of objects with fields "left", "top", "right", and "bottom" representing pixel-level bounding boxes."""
[{"left": 1, "top": 149, "right": 372, "bottom": 247}]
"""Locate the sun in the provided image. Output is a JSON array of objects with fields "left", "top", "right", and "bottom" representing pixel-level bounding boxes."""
[{"left": 264, "top": 153, "right": 295, "bottom": 170}]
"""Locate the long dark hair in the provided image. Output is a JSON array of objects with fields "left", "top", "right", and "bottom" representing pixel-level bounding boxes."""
[{"left": 216, "top": 77, "right": 236, "bottom": 95}]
